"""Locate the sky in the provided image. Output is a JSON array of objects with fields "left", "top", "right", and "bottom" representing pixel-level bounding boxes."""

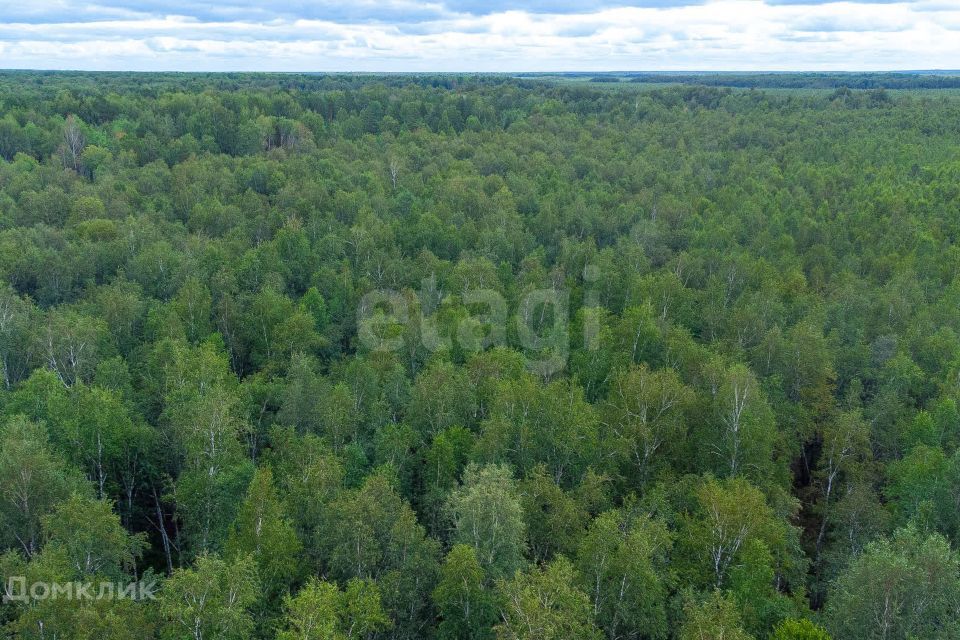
[{"left": 1, "top": 0, "right": 959, "bottom": 72}]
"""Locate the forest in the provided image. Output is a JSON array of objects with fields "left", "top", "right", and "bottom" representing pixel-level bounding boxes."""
[
  {"left": 520, "top": 71, "right": 960, "bottom": 90},
  {"left": 624, "top": 72, "right": 960, "bottom": 90},
  {"left": 2, "top": 71, "right": 960, "bottom": 639}
]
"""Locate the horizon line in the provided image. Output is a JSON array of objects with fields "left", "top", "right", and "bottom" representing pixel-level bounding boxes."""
[{"left": 2, "top": 68, "right": 960, "bottom": 75}]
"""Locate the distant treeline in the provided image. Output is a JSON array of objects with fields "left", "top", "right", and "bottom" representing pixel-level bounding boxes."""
[
  {"left": 626, "top": 72, "right": 960, "bottom": 89},
  {"left": 0, "top": 70, "right": 519, "bottom": 99}
]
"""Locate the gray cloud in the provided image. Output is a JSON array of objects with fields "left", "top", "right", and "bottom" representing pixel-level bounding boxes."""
[
  {"left": 1, "top": 0, "right": 958, "bottom": 71},
  {"left": 443, "top": 0, "right": 707, "bottom": 13},
  {"left": 792, "top": 16, "right": 910, "bottom": 31},
  {"left": 2, "top": 1, "right": 451, "bottom": 24},
  {"left": 764, "top": 0, "right": 912, "bottom": 4},
  {"left": 1, "top": 0, "right": 711, "bottom": 25}
]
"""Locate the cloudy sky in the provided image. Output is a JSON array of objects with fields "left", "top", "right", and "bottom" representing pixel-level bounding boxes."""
[{"left": 1, "top": 0, "right": 958, "bottom": 71}]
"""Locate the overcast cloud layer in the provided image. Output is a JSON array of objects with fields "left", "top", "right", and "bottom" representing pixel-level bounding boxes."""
[{"left": 1, "top": 0, "right": 958, "bottom": 71}]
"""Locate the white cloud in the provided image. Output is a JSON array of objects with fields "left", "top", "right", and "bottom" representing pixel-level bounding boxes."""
[{"left": 0, "top": 0, "right": 958, "bottom": 70}]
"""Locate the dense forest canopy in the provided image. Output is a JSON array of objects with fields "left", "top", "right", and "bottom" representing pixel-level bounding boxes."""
[{"left": 2, "top": 71, "right": 960, "bottom": 639}]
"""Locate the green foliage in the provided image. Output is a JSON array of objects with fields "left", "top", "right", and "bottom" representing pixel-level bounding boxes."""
[
  {"left": 679, "top": 590, "right": 754, "bottom": 640},
  {"left": 0, "top": 415, "right": 87, "bottom": 556},
  {"left": 0, "top": 494, "right": 153, "bottom": 640},
  {"left": 771, "top": 618, "right": 832, "bottom": 640},
  {"left": 494, "top": 556, "right": 602, "bottom": 640},
  {"left": 575, "top": 508, "right": 672, "bottom": 639},
  {"left": 825, "top": 526, "right": 960, "bottom": 640},
  {"left": 40, "top": 494, "right": 147, "bottom": 580},
  {"left": 446, "top": 463, "right": 527, "bottom": 579},
  {"left": 476, "top": 375, "right": 600, "bottom": 486},
  {"left": 226, "top": 467, "right": 302, "bottom": 597},
  {"left": 520, "top": 465, "right": 590, "bottom": 563},
  {"left": 2, "top": 72, "right": 960, "bottom": 639},
  {"left": 604, "top": 364, "right": 693, "bottom": 487},
  {"left": 277, "top": 577, "right": 391, "bottom": 640},
  {"left": 433, "top": 544, "right": 498, "bottom": 640},
  {"left": 264, "top": 428, "right": 344, "bottom": 564},
  {"left": 683, "top": 476, "right": 790, "bottom": 589},
  {"left": 158, "top": 553, "right": 260, "bottom": 640},
  {"left": 1, "top": 546, "right": 154, "bottom": 640},
  {"left": 323, "top": 470, "right": 440, "bottom": 636},
  {"left": 727, "top": 540, "right": 797, "bottom": 637}
]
